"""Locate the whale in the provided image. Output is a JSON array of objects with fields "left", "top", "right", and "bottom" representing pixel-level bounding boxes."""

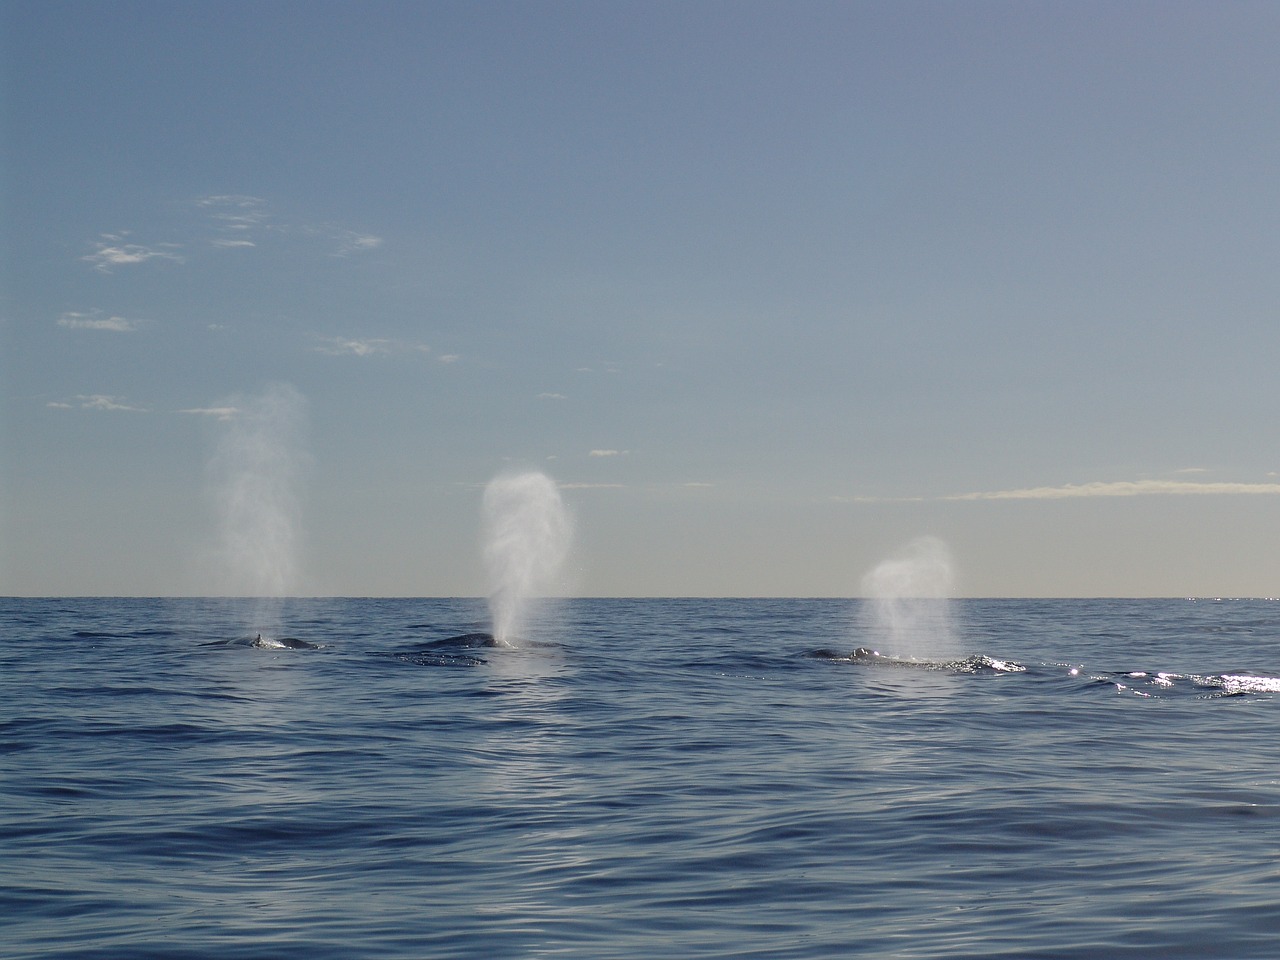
[
  {"left": 374, "top": 632, "right": 503, "bottom": 668},
  {"left": 251, "top": 634, "right": 319, "bottom": 650},
  {"left": 201, "top": 634, "right": 319, "bottom": 650},
  {"left": 413, "top": 632, "right": 506, "bottom": 649},
  {"left": 810, "top": 646, "right": 1025, "bottom": 674}
]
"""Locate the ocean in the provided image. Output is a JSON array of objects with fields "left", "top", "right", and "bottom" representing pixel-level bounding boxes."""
[{"left": 3, "top": 597, "right": 1279, "bottom": 958}]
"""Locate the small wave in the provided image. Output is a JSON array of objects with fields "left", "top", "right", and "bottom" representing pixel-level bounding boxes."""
[
  {"left": 960, "top": 654, "right": 1027, "bottom": 674},
  {"left": 255, "top": 636, "right": 319, "bottom": 650},
  {"left": 393, "top": 652, "right": 488, "bottom": 667},
  {"left": 1094, "top": 669, "right": 1280, "bottom": 698},
  {"left": 1214, "top": 674, "right": 1280, "bottom": 695},
  {"left": 371, "top": 633, "right": 503, "bottom": 667},
  {"left": 374, "top": 647, "right": 489, "bottom": 668}
]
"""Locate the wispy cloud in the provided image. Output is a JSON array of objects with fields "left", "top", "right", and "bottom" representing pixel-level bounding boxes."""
[
  {"left": 178, "top": 406, "right": 241, "bottom": 421},
  {"left": 559, "top": 482, "right": 626, "bottom": 489},
  {"left": 196, "top": 194, "right": 271, "bottom": 251},
  {"left": 436, "top": 354, "right": 461, "bottom": 364},
  {"left": 82, "top": 234, "right": 183, "bottom": 273},
  {"left": 943, "top": 480, "right": 1280, "bottom": 500},
  {"left": 295, "top": 221, "right": 384, "bottom": 257},
  {"left": 49, "top": 394, "right": 148, "bottom": 412},
  {"left": 538, "top": 392, "right": 568, "bottom": 401},
  {"left": 197, "top": 194, "right": 268, "bottom": 227},
  {"left": 313, "top": 336, "right": 395, "bottom": 357},
  {"left": 831, "top": 494, "right": 927, "bottom": 504},
  {"left": 842, "top": 478, "right": 1280, "bottom": 503},
  {"left": 331, "top": 230, "right": 383, "bottom": 256},
  {"left": 311, "top": 335, "right": 430, "bottom": 358},
  {"left": 57, "top": 310, "right": 141, "bottom": 332},
  {"left": 589, "top": 449, "right": 628, "bottom": 457},
  {"left": 85, "top": 196, "right": 385, "bottom": 274}
]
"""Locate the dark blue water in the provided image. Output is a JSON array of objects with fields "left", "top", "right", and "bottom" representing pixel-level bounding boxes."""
[{"left": 4, "top": 597, "right": 1280, "bottom": 958}]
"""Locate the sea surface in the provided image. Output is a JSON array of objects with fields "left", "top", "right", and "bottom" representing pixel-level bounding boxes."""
[{"left": 3, "top": 597, "right": 1280, "bottom": 959}]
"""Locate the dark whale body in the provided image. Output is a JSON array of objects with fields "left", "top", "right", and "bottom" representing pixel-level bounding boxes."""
[
  {"left": 377, "top": 632, "right": 502, "bottom": 668},
  {"left": 421, "top": 632, "right": 503, "bottom": 649},
  {"left": 253, "top": 635, "right": 319, "bottom": 650},
  {"left": 201, "top": 634, "right": 320, "bottom": 650}
]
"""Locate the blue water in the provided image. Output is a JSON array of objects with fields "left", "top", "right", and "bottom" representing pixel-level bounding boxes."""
[{"left": 3, "top": 597, "right": 1280, "bottom": 958}]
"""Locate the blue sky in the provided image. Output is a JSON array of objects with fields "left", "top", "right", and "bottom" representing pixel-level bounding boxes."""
[{"left": 4, "top": 0, "right": 1279, "bottom": 597}]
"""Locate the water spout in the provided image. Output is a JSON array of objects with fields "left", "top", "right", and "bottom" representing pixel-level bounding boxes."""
[
  {"left": 859, "top": 536, "right": 956, "bottom": 659},
  {"left": 205, "top": 382, "right": 309, "bottom": 634},
  {"left": 481, "top": 470, "right": 572, "bottom": 646}
]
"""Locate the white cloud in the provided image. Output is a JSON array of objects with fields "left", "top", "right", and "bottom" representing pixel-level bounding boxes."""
[
  {"left": 82, "top": 395, "right": 147, "bottom": 412},
  {"left": 82, "top": 234, "right": 183, "bottom": 273},
  {"left": 197, "top": 195, "right": 273, "bottom": 252},
  {"left": 837, "top": 478, "right": 1280, "bottom": 504},
  {"left": 334, "top": 231, "right": 383, "bottom": 255},
  {"left": 946, "top": 479, "right": 1280, "bottom": 500},
  {"left": 313, "top": 336, "right": 395, "bottom": 357},
  {"left": 589, "top": 449, "right": 627, "bottom": 457},
  {"left": 831, "top": 494, "right": 926, "bottom": 504},
  {"left": 87, "top": 197, "right": 384, "bottom": 270},
  {"left": 57, "top": 311, "right": 141, "bottom": 332},
  {"left": 437, "top": 354, "right": 461, "bottom": 364},
  {"left": 185, "top": 193, "right": 386, "bottom": 260},
  {"left": 308, "top": 223, "right": 384, "bottom": 256},
  {"left": 49, "top": 394, "right": 148, "bottom": 412},
  {"left": 178, "top": 406, "right": 241, "bottom": 421},
  {"left": 198, "top": 194, "right": 269, "bottom": 227},
  {"left": 559, "top": 482, "right": 626, "bottom": 489},
  {"left": 197, "top": 194, "right": 267, "bottom": 212},
  {"left": 311, "top": 335, "right": 436, "bottom": 358},
  {"left": 538, "top": 393, "right": 568, "bottom": 400}
]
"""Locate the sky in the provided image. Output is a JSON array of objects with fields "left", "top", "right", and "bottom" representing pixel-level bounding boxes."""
[{"left": 3, "top": 0, "right": 1279, "bottom": 598}]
